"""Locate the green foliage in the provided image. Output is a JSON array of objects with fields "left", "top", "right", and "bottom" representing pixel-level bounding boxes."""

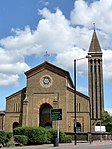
[
  {"left": 106, "top": 123, "right": 112, "bottom": 132},
  {"left": 0, "top": 131, "right": 6, "bottom": 145},
  {"left": 28, "top": 127, "right": 47, "bottom": 144},
  {"left": 14, "top": 135, "right": 28, "bottom": 145},
  {"left": 13, "top": 127, "right": 47, "bottom": 145},
  {"left": 5, "top": 132, "right": 13, "bottom": 143},
  {"left": 59, "top": 132, "right": 72, "bottom": 143},
  {"left": 46, "top": 128, "right": 57, "bottom": 143},
  {"left": 0, "top": 131, "right": 12, "bottom": 145},
  {"left": 46, "top": 128, "right": 72, "bottom": 143},
  {"left": 13, "top": 127, "right": 72, "bottom": 145},
  {"left": 101, "top": 111, "right": 112, "bottom": 124},
  {"left": 101, "top": 111, "right": 112, "bottom": 132},
  {"left": 7, "top": 141, "right": 15, "bottom": 147}
]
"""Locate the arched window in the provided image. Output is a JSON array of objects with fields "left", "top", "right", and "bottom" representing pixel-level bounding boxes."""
[
  {"left": 98, "top": 59, "right": 100, "bottom": 64},
  {"left": 76, "top": 122, "right": 81, "bottom": 132},
  {"left": 94, "top": 59, "right": 96, "bottom": 63}
]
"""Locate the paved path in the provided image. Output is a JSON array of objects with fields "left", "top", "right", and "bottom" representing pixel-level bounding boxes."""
[{"left": 3, "top": 141, "right": 112, "bottom": 149}]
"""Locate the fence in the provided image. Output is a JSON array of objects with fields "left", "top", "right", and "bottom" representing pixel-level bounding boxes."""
[{"left": 65, "top": 132, "right": 112, "bottom": 141}]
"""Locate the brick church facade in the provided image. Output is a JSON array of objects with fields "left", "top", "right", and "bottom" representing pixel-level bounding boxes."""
[{"left": 1, "top": 30, "right": 104, "bottom": 133}]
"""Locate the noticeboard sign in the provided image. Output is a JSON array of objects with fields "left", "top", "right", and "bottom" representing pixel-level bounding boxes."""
[
  {"left": 95, "top": 126, "right": 106, "bottom": 132},
  {"left": 50, "top": 108, "right": 62, "bottom": 121}
]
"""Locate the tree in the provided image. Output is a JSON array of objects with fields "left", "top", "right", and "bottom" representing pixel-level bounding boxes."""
[{"left": 101, "top": 111, "right": 112, "bottom": 132}]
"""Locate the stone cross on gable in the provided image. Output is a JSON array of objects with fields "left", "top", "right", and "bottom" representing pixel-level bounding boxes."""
[{"left": 44, "top": 51, "right": 50, "bottom": 62}]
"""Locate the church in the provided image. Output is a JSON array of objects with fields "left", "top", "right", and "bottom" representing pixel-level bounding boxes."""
[{"left": 2, "top": 30, "right": 104, "bottom": 133}]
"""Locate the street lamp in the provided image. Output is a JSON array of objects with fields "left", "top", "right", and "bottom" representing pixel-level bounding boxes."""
[{"left": 74, "top": 55, "right": 91, "bottom": 145}]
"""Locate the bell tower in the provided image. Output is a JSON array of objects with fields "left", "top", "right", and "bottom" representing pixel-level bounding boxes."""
[{"left": 88, "top": 30, "right": 104, "bottom": 130}]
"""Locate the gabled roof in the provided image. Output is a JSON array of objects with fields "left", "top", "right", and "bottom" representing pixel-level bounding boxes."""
[
  {"left": 6, "top": 87, "right": 26, "bottom": 100},
  {"left": 89, "top": 31, "right": 101, "bottom": 53},
  {"left": 67, "top": 87, "right": 90, "bottom": 101},
  {"left": 25, "top": 61, "right": 74, "bottom": 88}
]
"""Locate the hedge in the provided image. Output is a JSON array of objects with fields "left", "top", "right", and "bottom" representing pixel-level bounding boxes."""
[
  {"left": 14, "top": 135, "right": 28, "bottom": 145},
  {"left": 0, "top": 131, "right": 12, "bottom": 146},
  {"left": 13, "top": 127, "right": 47, "bottom": 145},
  {"left": 59, "top": 131, "right": 72, "bottom": 143},
  {"left": 13, "top": 127, "right": 72, "bottom": 145}
]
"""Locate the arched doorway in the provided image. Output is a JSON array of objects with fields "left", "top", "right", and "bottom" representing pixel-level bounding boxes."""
[
  {"left": 39, "top": 103, "right": 52, "bottom": 128},
  {"left": 76, "top": 122, "right": 81, "bottom": 132},
  {"left": 13, "top": 122, "right": 20, "bottom": 130}
]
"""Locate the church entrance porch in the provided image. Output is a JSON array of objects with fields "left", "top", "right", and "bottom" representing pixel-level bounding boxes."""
[{"left": 39, "top": 103, "right": 52, "bottom": 128}]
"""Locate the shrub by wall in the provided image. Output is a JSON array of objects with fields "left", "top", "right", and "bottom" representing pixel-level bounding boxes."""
[
  {"left": 5, "top": 132, "right": 13, "bottom": 143},
  {"left": 14, "top": 135, "right": 28, "bottom": 145},
  {"left": 59, "top": 132, "right": 72, "bottom": 143},
  {"left": 13, "top": 127, "right": 47, "bottom": 145},
  {"left": 46, "top": 128, "right": 72, "bottom": 143},
  {"left": 13, "top": 127, "right": 72, "bottom": 145},
  {"left": 0, "top": 131, "right": 6, "bottom": 145},
  {"left": 46, "top": 128, "right": 57, "bottom": 143},
  {"left": 0, "top": 131, "right": 12, "bottom": 146},
  {"left": 7, "top": 141, "right": 15, "bottom": 147}
]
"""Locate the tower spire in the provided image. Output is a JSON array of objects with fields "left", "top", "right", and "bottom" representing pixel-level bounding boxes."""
[
  {"left": 89, "top": 28, "right": 101, "bottom": 53},
  {"left": 88, "top": 28, "right": 104, "bottom": 132}
]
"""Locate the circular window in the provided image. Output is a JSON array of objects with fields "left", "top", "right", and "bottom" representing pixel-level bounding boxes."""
[{"left": 40, "top": 75, "right": 53, "bottom": 88}]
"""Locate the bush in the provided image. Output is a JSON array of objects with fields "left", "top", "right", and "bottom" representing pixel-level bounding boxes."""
[
  {"left": 0, "top": 131, "right": 12, "bottom": 146},
  {"left": 7, "top": 141, "right": 15, "bottom": 147},
  {"left": 28, "top": 127, "right": 47, "bottom": 144},
  {"left": 46, "top": 129, "right": 72, "bottom": 143},
  {"left": 46, "top": 128, "right": 57, "bottom": 143},
  {"left": 0, "top": 131, "right": 6, "bottom": 145},
  {"left": 106, "top": 123, "right": 112, "bottom": 132},
  {"left": 59, "top": 132, "right": 72, "bottom": 143},
  {"left": 13, "top": 127, "right": 72, "bottom": 145},
  {"left": 13, "top": 127, "right": 48, "bottom": 145},
  {"left": 5, "top": 132, "right": 13, "bottom": 143},
  {"left": 14, "top": 135, "right": 28, "bottom": 145}
]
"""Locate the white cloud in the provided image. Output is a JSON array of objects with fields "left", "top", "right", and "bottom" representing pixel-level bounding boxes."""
[
  {"left": 0, "top": 3, "right": 112, "bottom": 86},
  {"left": 103, "top": 49, "right": 112, "bottom": 82},
  {"left": 71, "top": 0, "right": 112, "bottom": 33},
  {"left": 37, "top": 8, "right": 75, "bottom": 53},
  {"left": 70, "top": 0, "right": 112, "bottom": 83},
  {"left": 55, "top": 47, "right": 88, "bottom": 73},
  {"left": 38, "top": 0, "right": 49, "bottom": 7},
  {"left": 0, "top": 47, "right": 30, "bottom": 86},
  {"left": 0, "top": 73, "right": 19, "bottom": 86},
  {"left": 77, "top": 86, "right": 88, "bottom": 93},
  {"left": 71, "top": 0, "right": 112, "bottom": 49}
]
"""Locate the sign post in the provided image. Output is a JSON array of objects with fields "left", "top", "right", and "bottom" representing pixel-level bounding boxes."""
[
  {"left": 50, "top": 108, "right": 62, "bottom": 147},
  {"left": 50, "top": 109, "right": 62, "bottom": 121}
]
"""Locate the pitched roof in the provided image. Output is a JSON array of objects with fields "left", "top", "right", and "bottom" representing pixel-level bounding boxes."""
[
  {"left": 25, "top": 61, "right": 74, "bottom": 88},
  {"left": 89, "top": 31, "right": 101, "bottom": 53},
  {"left": 6, "top": 87, "right": 26, "bottom": 100},
  {"left": 67, "top": 87, "right": 90, "bottom": 101}
]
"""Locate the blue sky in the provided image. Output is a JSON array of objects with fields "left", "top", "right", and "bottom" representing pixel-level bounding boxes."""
[{"left": 0, "top": 0, "right": 112, "bottom": 113}]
